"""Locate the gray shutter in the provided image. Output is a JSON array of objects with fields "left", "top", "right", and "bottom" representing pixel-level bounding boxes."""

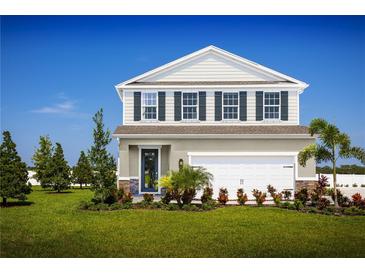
[
  {"left": 158, "top": 92, "right": 165, "bottom": 121},
  {"left": 280, "top": 91, "right": 288, "bottom": 121},
  {"left": 239, "top": 91, "right": 247, "bottom": 121},
  {"left": 256, "top": 91, "right": 263, "bottom": 121},
  {"left": 174, "top": 92, "right": 182, "bottom": 121},
  {"left": 215, "top": 91, "right": 222, "bottom": 121},
  {"left": 134, "top": 92, "right": 141, "bottom": 121},
  {"left": 199, "top": 91, "right": 206, "bottom": 121}
]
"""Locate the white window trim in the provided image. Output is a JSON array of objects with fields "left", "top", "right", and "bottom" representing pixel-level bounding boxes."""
[
  {"left": 141, "top": 91, "right": 158, "bottom": 121},
  {"left": 222, "top": 91, "right": 240, "bottom": 121},
  {"left": 181, "top": 91, "right": 199, "bottom": 121},
  {"left": 138, "top": 145, "right": 162, "bottom": 195},
  {"left": 263, "top": 91, "right": 281, "bottom": 121}
]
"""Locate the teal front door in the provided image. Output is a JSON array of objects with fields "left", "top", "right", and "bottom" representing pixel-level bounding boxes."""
[{"left": 141, "top": 149, "right": 159, "bottom": 193}]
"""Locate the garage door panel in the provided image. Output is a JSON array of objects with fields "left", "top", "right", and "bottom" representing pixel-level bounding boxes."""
[{"left": 192, "top": 155, "right": 294, "bottom": 200}]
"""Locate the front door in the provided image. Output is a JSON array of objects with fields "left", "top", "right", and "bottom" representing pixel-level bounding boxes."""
[{"left": 141, "top": 149, "right": 159, "bottom": 193}]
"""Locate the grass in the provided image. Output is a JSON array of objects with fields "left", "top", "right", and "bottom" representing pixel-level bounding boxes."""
[{"left": 1, "top": 186, "right": 365, "bottom": 258}]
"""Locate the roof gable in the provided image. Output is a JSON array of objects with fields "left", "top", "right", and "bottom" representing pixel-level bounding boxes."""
[
  {"left": 137, "top": 51, "right": 285, "bottom": 83},
  {"left": 117, "top": 45, "right": 308, "bottom": 89}
]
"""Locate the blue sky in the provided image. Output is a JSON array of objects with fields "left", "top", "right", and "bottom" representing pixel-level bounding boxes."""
[{"left": 1, "top": 16, "right": 364, "bottom": 166}]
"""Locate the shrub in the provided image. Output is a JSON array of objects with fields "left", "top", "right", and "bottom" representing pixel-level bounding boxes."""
[
  {"left": 252, "top": 189, "right": 266, "bottom": 206},
  {"left": 85, "top": 203, "right": 111, "bottom": 211},
  {"left": 109, "top": 203, "right": 123, "bottom": 210},
  {"left": 79, "top": 200, "right": 93, "bottom": 210},
  {"left": 266, "top": 185, "right": 282, "bottom": 205},
  {"left": 166, "top": 203, "right": 179, "bottom": 211},
  {"left": 345, "top": 184, "right": 349, "bottom": 187},
  {"left": 340, "top": 184, "right": 343, "bottom": 187},
  {"left": 327, "top": 188, "right": 350, "bottom": 207},
  {"left": 352, "top": 183, "right": 358, "bottom": 187},
  {"left": 361, "top": 184, "right": 365, "bottom": 188},
  {"left": 287, "top": 203, "right": 297, "bottom": 210},
  {"left": 272, "top": 194, "right": 282, "bottom": 206},
  {"left": 317, "top": 197, "right": 330, "bottom": 210},
  {"left": 151, "top": 201, "right": 163, "bottom": 209},
  {"left": 137, "top": 200, "right": 152, "bottom": 208},
  {"left": 352, "top": 193, "right": 365, "bottom": 209},
  {"left": 281, "top": 190, "right": 292, "bottom": 200},
  {"left": 308, "top": 207, "right": 318, "bottom": 214},
  {"left": 143, "top": 193, "right": 154, "bottom": 203},
  {"left": 159, "top": 165, "right": 213, "bottom": 207},
  {"left": 311, "top": 175, "right": 328, "bottom": 205},
  {"left": 318, "top": 175, "right": 329, "bottom": 190},
  {"left": 236, "top": 188, "right": 248, "bottom": 205},
  {"left": 92, "top": 188, "right": 117, "bottom": 205},
  {"left": 267, "top": 185, "right": 276, "bottom": 197},
  {"left": 161, "top": 188, "right": 173, "bottom": 205},
  {"left": 182, "top": 204, "right": 200, "bottom": 211},
  {"left": 202, "top": 201, "right": 216, "bottom": 211},
  {"left": 293, "top": 199, "right": 304, "bottom": 210},
  {"left": 201, "top": 187, "right": 214, "bottom": 204},
  {"left": 217, "top": 188, "right": 229, "bottom": 205},
  {"left": 121, "top": 192, "right": 133, "bottom": 204},
  {"left": 344, "top": 206, "right": 365, "bottom": 216},
  {"left": 181, "top": 188, "right": 196, "bottom": 205},
  {"left": 121, "top": 202, "right": 132, "bottom": 209},
  {"left": 280, "top": 201, "right": 290, "bottom": 209},
  {"left": 294, "top": 188, "right": 309, "bottom": 205}
]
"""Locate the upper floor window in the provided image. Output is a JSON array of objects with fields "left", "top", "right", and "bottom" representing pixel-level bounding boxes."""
[
  {"left": 264, "top": 92, "right": 280, "bottom": 119},
  {"left": 182, "top": 92, "right": 198, "bottom": 120},
  {"left": 223, "top": 92, "right": 238, "bottom": 119},
  {"left": 142, "top": 92, "right": 157, "bottom": 120}
]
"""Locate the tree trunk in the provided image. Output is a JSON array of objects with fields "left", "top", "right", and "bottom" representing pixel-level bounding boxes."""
[
  {"left": 80, "top": 183, "right": 83, "bottom": 189},
  {"left": 333, "top": 160, "right": 339, "bottom": 208},
  {"left": 2, "top": 197, "right": 7, "bottom": 206}
]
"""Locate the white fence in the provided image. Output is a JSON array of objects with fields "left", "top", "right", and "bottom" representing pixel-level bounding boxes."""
[
  {"left": 318, "top": 173, "right": 365, "bottom": 198},
  {"left": 318, "top": 173, "right": 365, "bottom": 187}
]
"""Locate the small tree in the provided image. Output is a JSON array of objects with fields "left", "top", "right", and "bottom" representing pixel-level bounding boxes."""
[
  {"left": 49, "top": 143, "right": 71, "bottom": 192},
  {"left": 72, "top": 151, "right": 94, "bottom": 189},
  {"left": 32, "top": 135, "right": 53, "bottom": 189},
  {"left": 159, "top": 165, "right": 213, "bottom": 207},
  {"left": 0, "top": 131, "right": 32, "bottom": 205},
  {"left": 88, "top": 109, "right": 117, "bottom": 203},
  {"left": 299, "top": 118, "right": 365, "bottom": 207}
]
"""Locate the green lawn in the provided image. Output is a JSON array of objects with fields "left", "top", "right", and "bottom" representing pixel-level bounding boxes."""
[{"left": 1, "top": 187, "right": 365, "bottom": 258}]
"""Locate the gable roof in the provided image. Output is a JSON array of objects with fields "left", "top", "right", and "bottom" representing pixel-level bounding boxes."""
[{"left": 116, "top": 45, "right": 308, "bottom": 90}]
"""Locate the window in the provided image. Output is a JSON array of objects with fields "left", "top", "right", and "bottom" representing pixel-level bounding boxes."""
[
  {"left": 182, "top": 93, "right": 197, "bottom": 120},
  {"left": 223, "top": 92, "right": 238, "bottom": 119},
  {"left": 142, "top": 92, "right": 157, "bottom": 120},
  {"left": 264, "top": 92, "right": 280, "bottom": 119}
]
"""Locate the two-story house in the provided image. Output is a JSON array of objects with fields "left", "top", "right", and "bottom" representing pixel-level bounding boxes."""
[{"left": 113, "top": 45, "right": 316, "bottom": 199}]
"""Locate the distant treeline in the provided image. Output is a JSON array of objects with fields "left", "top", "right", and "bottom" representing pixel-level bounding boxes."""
[{"left": 316, "top": 165, "right": 365, "bottom": 175}]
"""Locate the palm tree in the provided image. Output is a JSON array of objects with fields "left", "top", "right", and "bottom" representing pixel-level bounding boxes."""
[
  {"left": 159, "top": 164, "right": 213, "bottom": 206},
  {"left": 299, "top": 118, "right": 365, "bottom": 207}
]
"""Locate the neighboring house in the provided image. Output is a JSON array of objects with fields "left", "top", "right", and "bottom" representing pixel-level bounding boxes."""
[{"left": 113, "top": 45, "right": 316, "bottom": 198}]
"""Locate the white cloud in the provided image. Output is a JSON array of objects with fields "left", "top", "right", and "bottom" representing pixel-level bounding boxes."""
[
  {"left": 32, "top": 99, "right": 76, "bottom": 114},
  {"left": 31, "top": 95, "right": 89, "bottom": 118}
]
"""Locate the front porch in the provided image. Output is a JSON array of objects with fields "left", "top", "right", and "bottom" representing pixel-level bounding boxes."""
[{"left": 118, "top": 144, "right": 173, "bottom": 195}]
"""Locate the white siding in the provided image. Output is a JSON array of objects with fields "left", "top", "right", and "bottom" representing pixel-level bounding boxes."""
[
  {"left": 139, "top": 52, "right": 284, "bottom": 82},
  {"left": 123, "top": 89, "right": 299, "bottom": 125}
]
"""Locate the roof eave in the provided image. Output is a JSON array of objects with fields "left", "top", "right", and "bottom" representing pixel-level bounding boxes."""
[
  {"left": 112, "top": 133, "right": 315, "bottom": 139},
  {"left": 117, "top": 83, "right": 308, "bottom": 90}
]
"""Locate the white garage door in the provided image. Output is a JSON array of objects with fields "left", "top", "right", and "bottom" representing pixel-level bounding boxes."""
[{"left": 191, "top": 155, "right": 295, "bottom": 200}]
